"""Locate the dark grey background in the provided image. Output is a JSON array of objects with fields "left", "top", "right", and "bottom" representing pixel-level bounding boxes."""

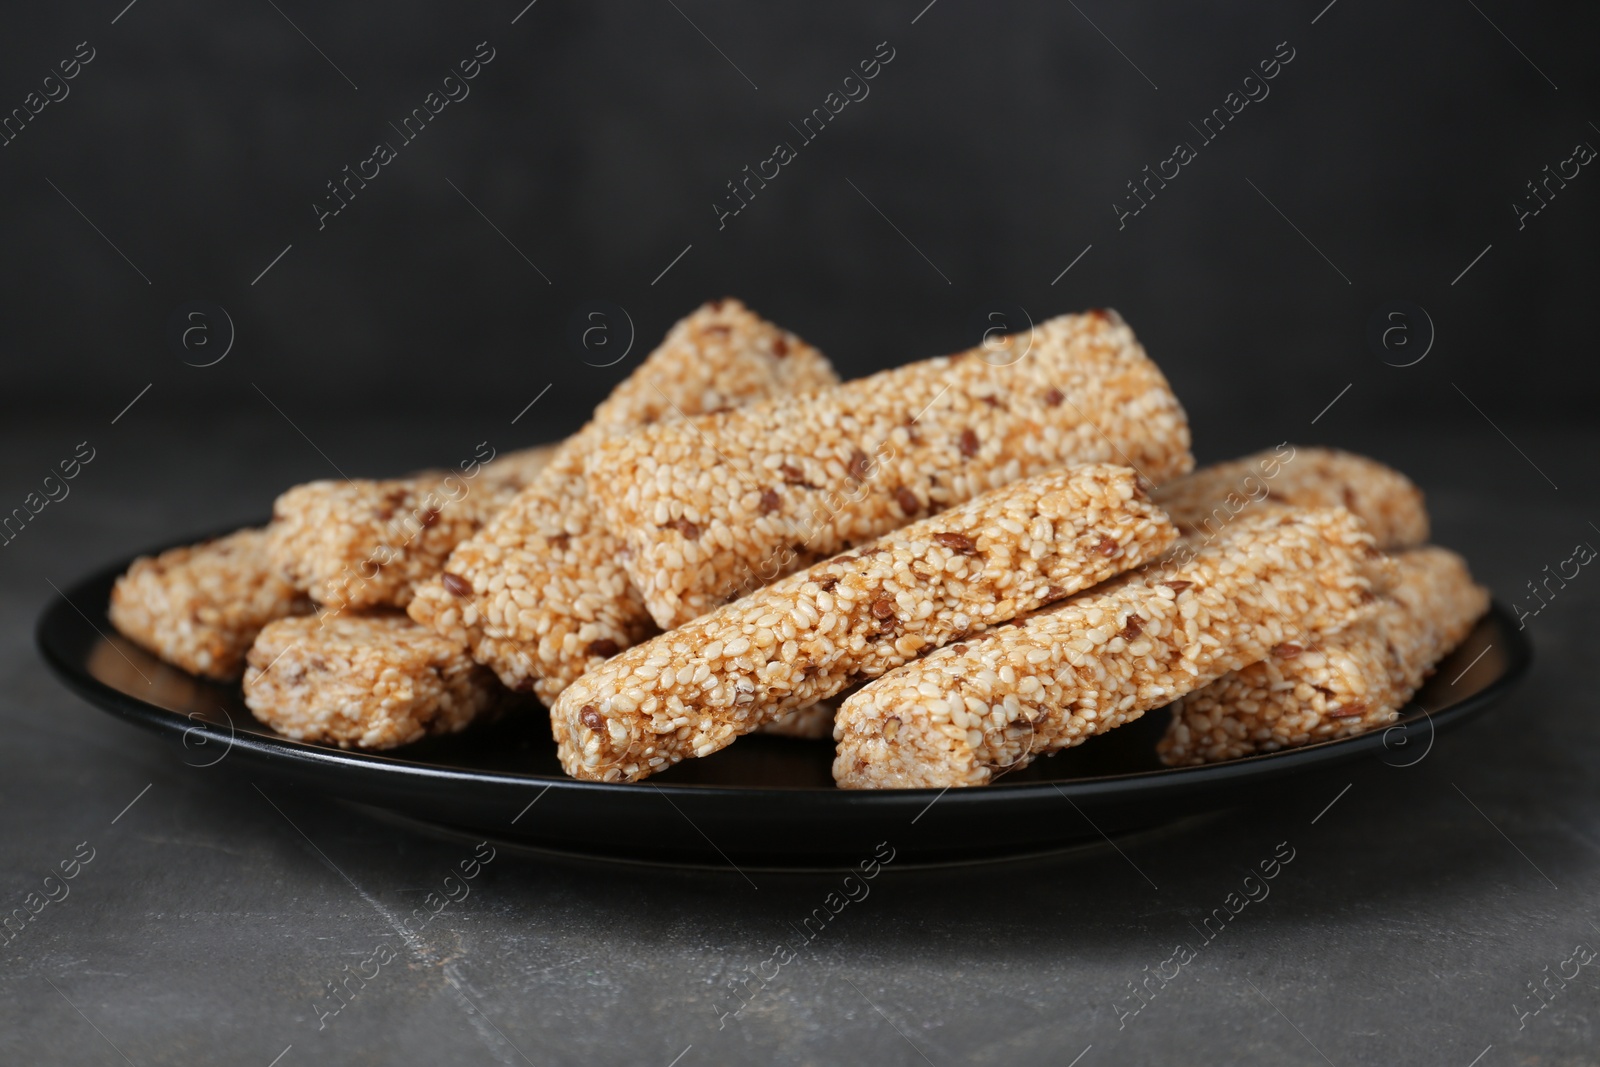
[
  {"left": 1, "top": 0, "right": 1597, "bottom": 433},
  {"left": 3, "top": 1, "right": 1599, "bottom": 1064}
]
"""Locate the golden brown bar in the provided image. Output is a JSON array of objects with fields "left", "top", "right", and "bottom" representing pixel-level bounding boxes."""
[
  {"left": 109, "top": 527, "right": 308, "bottom": 681},
  {"left": 1158, "top": 546, "right": 1488, "bottom": 764},
  {"left": 833, "top": 507, "right": 1383, "bottom": 788},
  {"left": 243, "top": 614, "right": 503, "bottom": 749},
  {"left": 553, "top": 465, "right": 1177, "bottom": 782},
  {"left": 587, "top": 309, "right": 1193, "bottom": 629},
  {"left": 267, "top": 444, "right": 558, "bottom": 612},
  {"left": 1153, "top": 445, "right": 1427, "bottom": 551}
]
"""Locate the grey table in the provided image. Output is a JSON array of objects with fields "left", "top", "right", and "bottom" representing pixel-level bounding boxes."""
[{"left": 2, "top": 409, "right": 1595, "bottom": 1066}]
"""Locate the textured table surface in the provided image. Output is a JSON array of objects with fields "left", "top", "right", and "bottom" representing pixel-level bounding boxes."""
[{"left": 2, "top": 411, "right": 1595, "bottom": 1067}]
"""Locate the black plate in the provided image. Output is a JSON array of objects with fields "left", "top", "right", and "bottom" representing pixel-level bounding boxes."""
[{"left": 37, "top": 539, "right": 1531, "bottom": 867}]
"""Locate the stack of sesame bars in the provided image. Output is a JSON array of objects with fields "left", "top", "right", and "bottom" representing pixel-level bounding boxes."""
[{"left": 108, "top": 301, "right": 1487, "bottom": 787}]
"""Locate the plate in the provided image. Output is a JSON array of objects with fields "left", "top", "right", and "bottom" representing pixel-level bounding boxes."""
[{"left": 37, "top": 536, "right": 1532, "bottom": 867}]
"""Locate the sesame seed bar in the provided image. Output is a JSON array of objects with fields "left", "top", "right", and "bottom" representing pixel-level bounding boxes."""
[
  {"left": 583, "top": 299, "right": 833, "bottom": 434},
  {"left": 1158, "top": 546, "right": 1488, "bottom": 765},
  {"left": 1154, "top": 445, "right": 1428, "bottom": 551},
  {"left": 108, "top": 527, "right": 310, "bottom": 682},
  {"left": 587, "top": 309, "right": 1193, "bottom": 630},
  {"left": 266, "top": 444, "right": 558, "bottom": 612},
  {"left": 243, "top": 613, "right": 505, "bottom": 750},
  {"left": 832, "top": 507, "right": 1382, "bottom": 789},
  {"left": 407, "top": 300, "right": 837, "bottom": 702},
  {"left": 553, "top": 465, "right": 1177, "bottom": 783}
]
